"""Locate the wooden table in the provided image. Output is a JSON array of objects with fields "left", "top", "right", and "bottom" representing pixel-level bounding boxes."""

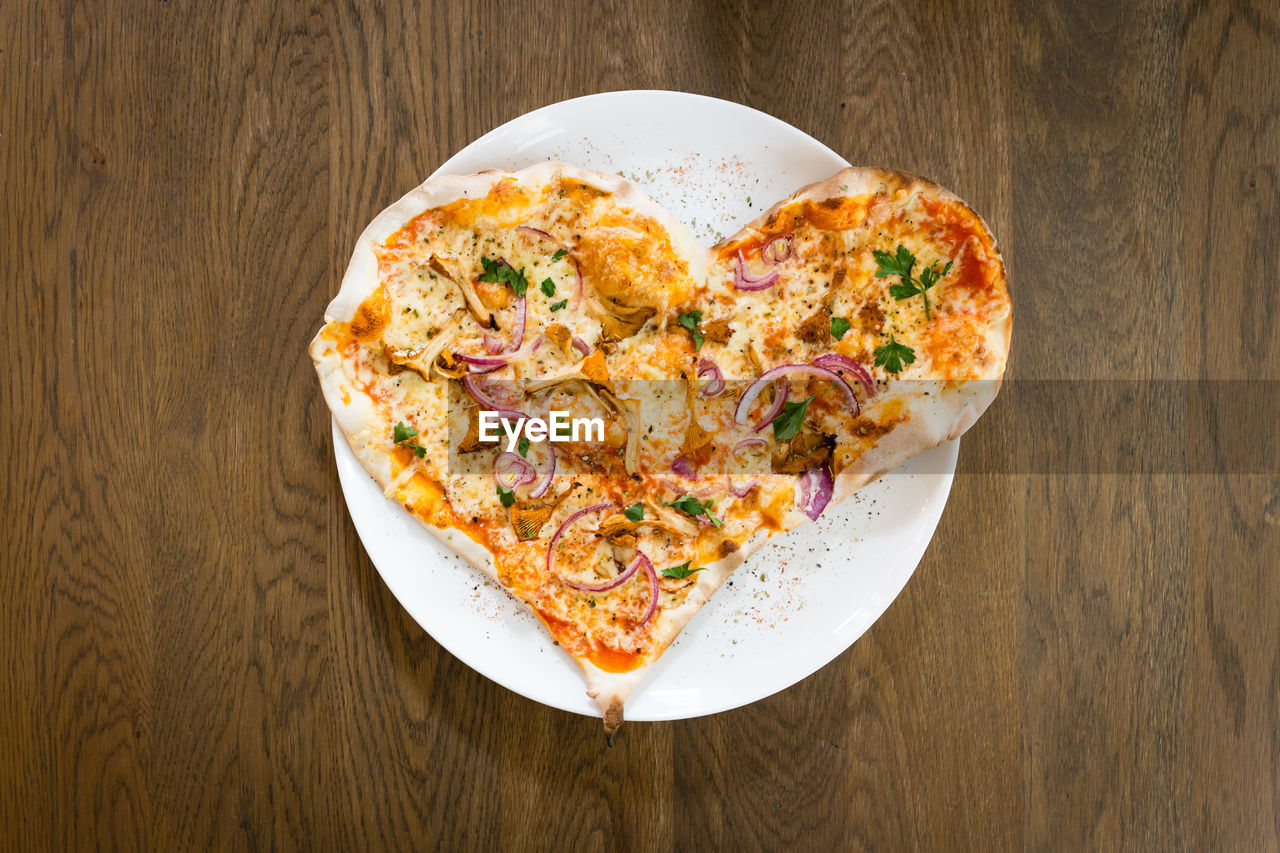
[{"left": 4, "top": 1, "right": 1277, "bottom": 848}]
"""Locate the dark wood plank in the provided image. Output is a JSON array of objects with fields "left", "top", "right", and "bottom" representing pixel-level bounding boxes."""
[{"left": 1, "top": 0, "right": 1276, "bottom": 849}]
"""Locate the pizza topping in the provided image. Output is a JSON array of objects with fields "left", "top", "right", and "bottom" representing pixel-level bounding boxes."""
[
  {"left": 830, "top": 316, "right": 851, "bottom": 340},
  {"left": 771, "top": 422, "right": 834, "bottom": 475},
  {"left": 677, "top": 310, "right": 705, "bottom": 351},
  {"left": 561, "top": 551, "right": 644, "bottom": 592},
  {"left": 454, "top": 333, "right": 543, "bottom": 374},
  {"left": 478, "top": 255, "right": 530, "bottom": 297},
  {"left": 393, "top": 421, "right": 427, "bottom": 458},
  {"left": 761, "top": 233, "right": 794, "bottom": 265},
  {"left": 811, "top": 352, "right": 876, "bottom": 398},
  {"left": 671, "top": 455, "right": 698, "bottom": 479},
  {"left": 597, "top": 389, "right": 642, "bottom": 475},
  {"left": 873, "top": 335, "right": 916, "bottom": 374},
  {"left": 545, "top": 502, "right": 613, "bottom": 573},
  {"left": 510, "top": 483, "right": 577, "bottom": 541},
  {"left": 623, "top": 502, "right": 644, "bottom": 522},
  {"left": 663, "top": 495, "right": 723, "bottom": 529},
  {"left": 492, "top": 451, "right": 537, "bottom": 491},
  {"left": 873, "top": 243, "right": 952, "bottom": 321},
  {"left": 637, "top": 553, "right": 660, "bottom": 625},
  {"left": 771, "top": 395, "right": 814, "bottom": 443},
  {"left": 590, "top": 292, "right": 656, "bottom": 342},
  {"left": 462, "top": 372, "right": 520, "bottom": 410},
  {"left": 516, "top": 224, "right": 567, "bottom": 252},
  {"left": 385, "top": 308, "right": 466, "bottom": 379},
  {"left": 428, "top": 253, "right": 492, "bottom": 328},
  {"left": 798, "top": 307, "right": 832, "bottom": 344},
  {"left": 658, "top": 561, "right": 703, "bottom": 592},
  {"left": 796, "top": 465, "right": 834, "bottom": 520},
  {"left": 732, "top": 251, "right": 780, "bottom": 292},
  {"left": 701, "top": 317, "right": 732, "bottom": 344},
  {"left": 526, "top": 443, "right": 557, "bottom": 499},
  {"left": 696, "top": 358, "right": 725, "bottom": 397},
  {"left": 736, "top": 363, "right": 860, "bottom": 431}
]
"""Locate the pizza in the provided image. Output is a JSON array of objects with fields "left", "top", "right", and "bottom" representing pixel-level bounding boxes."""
[{"left": 310, "top": 162, "right": 1011, "bottom": 737}]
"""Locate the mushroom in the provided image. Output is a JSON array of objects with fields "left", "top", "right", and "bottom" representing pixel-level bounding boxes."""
[
  {"left": 525, "top": 349, "right": 610, "bottom": 393},
  {"left": 587, "top": 293, "right": 656, "bottom": 342},
  {"left": 680, "top": 374, "right": 714, "bottom": 466},
  {"left": 770, "top": 424, "right": 835, "bottom": 474},
  {"left": 599, "top": 389, "right": 642, "bottom": 476},
  {"left": 701, "top": 317, "right": 732, "bottom": 344},
  {"left": 457, "top": 405, "right": 500, "bottom": 454},
  {"left": 797, "top": 306, "right": 832, "bottom": 344},
  {"left": 428, "top": 253, "right": 494, "bottom": 329},
  {"left": 508, "top": 483, "right": 579, "bottom": 541},
  {"left": 384, "top": 309, "right": 466, "bottom": 380}
]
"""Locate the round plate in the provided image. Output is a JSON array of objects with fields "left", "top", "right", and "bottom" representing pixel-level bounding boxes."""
[{"left": 332, "top": 90, "right": 958, "bottom": 721}]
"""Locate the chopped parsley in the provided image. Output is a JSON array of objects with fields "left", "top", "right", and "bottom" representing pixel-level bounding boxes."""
[
  {"left": 497, "top": 486, "right": 516, "bottom": 508},
  {"left": 549, "top": 298, "right": 568, "bottom": 312},
  {"left": 664, "top": 495, "right": 723, "bottom": 528},
  {"left": 678, "top": 309, "right": 705, "bottom": 351},
  {"left": 478, "top": 256, "right": 529, "bottom": 296},
  {"left": 873, "top": 244, "right": 951, "bottom": 320},
  {"left": 540, "top": 277, "right": 556, "bottom": 297},
  {"left": 392, "top": 421, "right": 426, "bottom": 457},
  {"left": 624, "top": 502, "right": 645, "bottom": 522},
  {"left": 551, "top": 248, "right": 568, "bottom": 262},
  {"left": 517, "top": 436, "right": 530, "bottom": 457},
  {"left": 873, "top": 335, "right": 916, "bottom": 374},
  {"left": 662, "top": 561, "right": 705, "bottom": 580},
  {"left": 831, "top": 316, "right": 851, "bottom": 340},
  {"left": 772, "top": 395, "right": 814, "bottom": 442}
]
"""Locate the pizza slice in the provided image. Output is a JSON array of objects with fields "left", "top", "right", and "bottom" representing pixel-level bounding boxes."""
[{"left": 310, "top": 162, "right": 1010, "bottom": 737}]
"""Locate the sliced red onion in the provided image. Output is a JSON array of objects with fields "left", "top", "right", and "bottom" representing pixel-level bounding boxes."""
[
  {"left": 483, "top": 333, "right": 504, "bottom": 354},
  {"left": 572, "top": 336, "right": 590, "bottom": 357},
  {"left": 493, "top": 452, "right": 536, "bottom": 490},
  {"left": 728, "top": 477, "right": 759, "bottom": 498},
  {"left": 527, "top": 444, "right": 556, "bottom": 499},
  {"left": 797, "top": 465, "right": 834, "bottom": 520},
  {"left": 671, "top": 454, "right": 698, "bottom": 480},
  {"left": 813, "top": 352, "right": 876, "bottom": 398},
  {"left": 561, "top": 552, "right": 642, "bottom": 593},
  {"left": 463, "top": 373, "right": 524, "bottom": 411},
  {"left": 733, "top": 251, "right": 780, "bottom": 291},
  {"left": 697, "top": 358, "right": 725, "bottom": 397},
  {"left": 636, "top": 552, "right": 659, "bottom": 626},
  {"left": 545, "top": 503, "right": 613, "bottom": 574},
  {"left": 761, "top": 233, "right": 794, "bottom": 265},
  {"left": 731, "top": 437, "right": 768, "bottom": 454},
  {"left": 571, "top": 256, "right": 584, "bottom": 306},
  {"left": 734, "top": 379, "right": 789, "bottom": 430},
  {"left": 517, "top": 225, "right": 567, "bottom": 251},
  {"left": 736, "top": 363, "right": 860, "bottom": 426},
  {"left": 456, "top": 334, "right": 543, "bottom": 375}
]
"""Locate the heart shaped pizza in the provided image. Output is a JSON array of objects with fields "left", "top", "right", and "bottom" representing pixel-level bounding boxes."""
[{"left": 311, "top": 163, "right": 1011, "bottom": 736}]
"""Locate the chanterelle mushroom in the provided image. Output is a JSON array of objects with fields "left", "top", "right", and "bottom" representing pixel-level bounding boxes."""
[
  {"left": 385, "top": 308, "right": 466, "bottom": 380},
  {"left": 771, "top": 424, "right": 835, "bottom": 474},
  {"left": 429, "top": 253, "right": 493, "bottom": 329},
  {"left": 588, "top": 293, "right": 656, "bottom": 342},
  {"left": 680, "top": 374, "right": 714, "bottom": 466},
  {"left": 508, "top": 483, "right": 579, "bottom": 541}
]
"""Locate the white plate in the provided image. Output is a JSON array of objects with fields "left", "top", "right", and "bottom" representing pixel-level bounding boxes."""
[{"left": 332, "top": 90, "right": 958, "bottom": 721}]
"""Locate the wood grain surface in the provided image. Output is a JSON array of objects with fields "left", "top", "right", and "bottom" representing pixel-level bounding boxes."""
[{"left": 2, "top": 0, "right": 1277, "bottom": 849}]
